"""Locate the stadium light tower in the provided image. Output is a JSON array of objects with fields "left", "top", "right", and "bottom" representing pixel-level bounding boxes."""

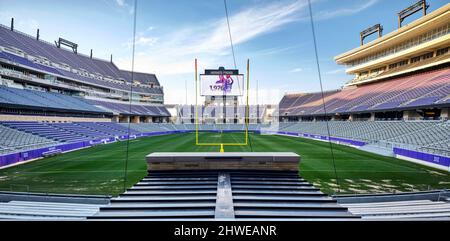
[
  {"left": 55, "top": 38, "right": 78, "bottom": 54},
  {"left": 360, "top": 24, "right": 383, "bottom": 46},
  {"left": 397, "top": 0, "right": 429, "bottom": 28}
]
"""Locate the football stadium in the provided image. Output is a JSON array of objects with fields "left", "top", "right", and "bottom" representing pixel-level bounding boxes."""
[{"left": 0, "top": 0, "right": 449, "bottom": 224}]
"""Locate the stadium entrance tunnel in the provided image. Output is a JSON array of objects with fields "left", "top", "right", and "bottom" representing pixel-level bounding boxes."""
[{"left": 90, "top": 152, "right": 358, "bottom": 220}]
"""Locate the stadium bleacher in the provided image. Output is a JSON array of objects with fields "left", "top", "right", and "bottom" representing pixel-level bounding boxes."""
[
  {"left": 336, "top": 190, "right": 450, "bottom": 220},
  {"left": 75, "top": 122, "right": 140, "bottom": 136},
  {"left": 279, "top": 121, "right": 450, "bottom": 156},
  {"left": 2, "top": 121, "right": 96, "bottom": 143},
  {"left": 0, "top": 201, "right": 103, "bottom": 220},
  {"left": 341, "top": 200, "right": 450, "bottom": 219},
  {"left": 279, "top": 68, "right": 450, "bottom": 117},
  {"left": 177, "top": 105, "right": 268, "bottom": 126},
  {"left": 86, "top": 99, "right": 170, "bottom": 116},
  {"left": 0, "top": 124, "right": 58, "bottom": 154},
  {"left": 0, "top": 121, "right": 141, "bottom": 146},
  {"left": 0, "top": 85, "right": 107, "bottom": 114}
]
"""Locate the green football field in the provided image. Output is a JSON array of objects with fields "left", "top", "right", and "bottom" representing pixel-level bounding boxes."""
[
  {"left": 197, "top": 131, "right": 247, "bottom": 144},
  {"left": 0, "top": 132, "right": 449, "bottom": 196}
]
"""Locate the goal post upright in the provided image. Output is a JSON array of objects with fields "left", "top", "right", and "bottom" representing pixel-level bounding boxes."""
[
  {"left": 245, "top": 58, "right": 250, "bottom": 146},
  {"left": 195, "top": 58, "right": 199, "bottom": 146}
]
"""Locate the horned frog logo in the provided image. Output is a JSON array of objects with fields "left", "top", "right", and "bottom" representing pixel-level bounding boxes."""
[{"left": 215, "top": 74, "right": 234, "bottom": 93}]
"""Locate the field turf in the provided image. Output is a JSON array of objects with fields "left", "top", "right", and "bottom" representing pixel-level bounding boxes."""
[{"left": 0, "top": 132, "right": 449, "bottom": 196}]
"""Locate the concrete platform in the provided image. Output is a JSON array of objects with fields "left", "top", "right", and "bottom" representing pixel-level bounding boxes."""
[{"left": 146, "top": 152, "right": 300, "bottom": 171}]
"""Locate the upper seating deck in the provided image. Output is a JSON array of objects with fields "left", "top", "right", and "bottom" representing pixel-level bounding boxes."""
[
  {"left": 279, "top": 67, "right": 450, "bottom": 116},
  {"left": 0, "top": 24, "right": 163, "bottom": 95},
  {"left": 1, "top": 25, "right": 119, "bottom": 81},
  {"left": 0, "top": 50, "right": 163, "bottom": 95}
]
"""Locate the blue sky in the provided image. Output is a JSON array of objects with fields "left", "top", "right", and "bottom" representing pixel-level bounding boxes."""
[{"left": 0, "top": 0, "right": 448, "bottom": 104}]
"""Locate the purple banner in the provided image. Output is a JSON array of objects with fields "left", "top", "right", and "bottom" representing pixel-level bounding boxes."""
[
  {"left": 276, "top": 131, "right": 366, "bottom": 146},
  {"left": 300, "top": 133, "right": 366, "bottom": 146},
  {"left": 393, "top": 147, "right": 450, "bottom": 168}
]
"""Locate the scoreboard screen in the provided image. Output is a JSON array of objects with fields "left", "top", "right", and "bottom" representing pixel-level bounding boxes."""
[{"left": 199, "top": 74, "right": 244, "bottom": 96}]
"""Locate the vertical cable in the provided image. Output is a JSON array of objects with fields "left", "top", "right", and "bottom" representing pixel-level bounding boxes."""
[
  {"left": 224, "top": 0, "right": 237, "bottom": 69},
  {"left": 223, "top": 0, "right": 241, "bottom": 97},
  {"left": 307, "top": 0, "right": 340, "bottom": 193},
  {"left": 123, "top": 0, "right": 138, "bottom": 193},
  {"left": 223, "top": 0, "right": 233, "bottom": 127},
  {"left": 223, "top": 0, "right": 251, "bottom": 150},
  {"left": 185, "top": 78, "right": 188, "bottom": 106},
  {"left": 256, "top": 77, "right": 259, "bottom": 124}
]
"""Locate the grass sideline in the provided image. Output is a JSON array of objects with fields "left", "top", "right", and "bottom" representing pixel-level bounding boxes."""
[{"left": 0, "top": 132, "right": 449, "bottom": 196}]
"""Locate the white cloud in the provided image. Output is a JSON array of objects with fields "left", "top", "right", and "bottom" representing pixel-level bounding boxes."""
[
  {"left": 290, "top": 67, "right": 303, "bottom": 73},
  {"left": 116, "top": 0, "right": 309, "bottom": 75},
  {"left": 112, "top": 0, "right": 134, "bottom": 14},
  {"left": 313, "top": 0, "right": 379, "bottom": 20},
  {"left": 194, "top": 0, "right": 307, "bottom": 53},
  {"left": 123, "top": 29, "right": 159, "bottom": 49},
  {"left": 325, "top": 68, "right": 345, "bottom": 75},
  {"left": 136, "top": 36, "right": 157, "bottom": 46},
  {"left": 115, "top": 0, "right": 126, "bottom": 7},
  {"left": 253, "top": 45, "right": 302, "bottom": 57}
]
